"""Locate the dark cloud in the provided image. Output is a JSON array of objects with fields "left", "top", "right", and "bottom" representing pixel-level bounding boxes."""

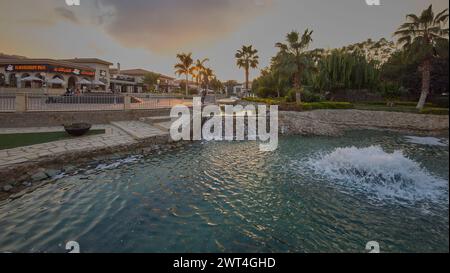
[
  {"left": 54, "top": 7, "right": 79, "bottom": 24},
  {"left": 97, "top": 0, "right": 271, "bottom": 53}
]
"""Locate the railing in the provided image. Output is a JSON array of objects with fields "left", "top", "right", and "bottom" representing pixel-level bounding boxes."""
[
  {"left": 0, "top": 93, "right": 15, "bottom": 112},
  {"left": 0, "top": 93, "right": 193, "bottom": 113},
  {"left": 26, "top": 94, "right": 125, "bottom": 112},
  {"left": 129, "top": 94, "right": 188, "bottom": 110}
]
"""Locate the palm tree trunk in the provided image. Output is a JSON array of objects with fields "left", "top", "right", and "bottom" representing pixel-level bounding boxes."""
[
  {"left": 245, "top": 68, "right": 249, "bottom": 93},
  {"left": 294, "top": 72, "right": 301, "bottom": 103},
  {"left": 185, "top": 74, "right": 189, "bottom": 96},
  {"left": 416, "top": 58, "right": 431, "bottom": 110}
]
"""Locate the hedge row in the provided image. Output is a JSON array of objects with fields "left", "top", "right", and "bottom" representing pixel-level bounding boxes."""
[
  {"left": 242, "top": 98, "right": 354, "bottom": 111},
  {"left": 420, "top": 108, "right": 449, "bottom": 115}
]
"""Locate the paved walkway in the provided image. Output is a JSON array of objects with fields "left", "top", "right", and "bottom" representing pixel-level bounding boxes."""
[
  {"left": 0, "top": 119, "right": 173, "bottom": 169},
  {"left": 110, "top": 121, "right": 168, "bottom": 140}
]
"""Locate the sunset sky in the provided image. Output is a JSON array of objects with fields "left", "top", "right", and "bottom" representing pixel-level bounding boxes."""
[{"left": 0, "top": 0, "right": 448, "bottom": 81}]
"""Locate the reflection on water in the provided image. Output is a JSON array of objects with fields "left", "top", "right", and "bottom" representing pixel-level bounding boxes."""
[{"left": 0, "top": 130, "right": 448, "bottom": 253}]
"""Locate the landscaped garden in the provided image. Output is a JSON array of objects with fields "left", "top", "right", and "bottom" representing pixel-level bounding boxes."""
[
  {"left": 228, "top": 5, "right": 449, "bottom": 116},
  {"left": 241, "top": 97, "right": 449, "bottom": 115}
]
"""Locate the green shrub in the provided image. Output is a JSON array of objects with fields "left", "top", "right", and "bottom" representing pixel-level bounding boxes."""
[
  {"left": 286, "top": 88, "right": 299, "bottom": 102},
  {"left": 242, "top": 97, "right": 284, "bottom": 105},
  {"left": 286, "top": 88, "right": 323, "bottom": 103},
  {"left": 303, "top": 101, "right": 354, "bottom": 110},
  {"left": 302, "top": 89, "right": 324, "bottom": 103},
  {"left": 378, "top": 82, "right": 407, "bottom": 100},
  {"left": 279, "top": 101, "right": 354, "bottom": 111},
  {"left": 430, "top": 97, "right": 449, "bottom": 108},
  {"left": 257, "top": 87, "right": 278, "bottom": 98},
  {"left": 420, "top": 108, "right": 449, "bottom": 115},
  {"left": 278, "top": 102, "right": 302, "bottom": 111},
  {"left": 359, "top": 101, "right": 435, "bottom": 107}
]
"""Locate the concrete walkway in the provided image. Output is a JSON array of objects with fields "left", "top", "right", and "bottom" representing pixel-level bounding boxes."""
[
  {"left": 111, "top": 121, "right": 167, "bottom": 140},
  {"left": 0, "top": 119, "right": 172, "bottom": 169}
]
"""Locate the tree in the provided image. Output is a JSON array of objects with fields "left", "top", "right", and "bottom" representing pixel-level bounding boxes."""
[
  {"left": 174, "top": 53, "right": 194, "bottom": 96},
  {"left": 209, "top": 77, "right": 224, "bottom": 93},
  {"left": 200, "top": 67, "right": 215, "bottom": 90},
  {"left": 394, "top": 5, "right": 449, "bottom": 110},
  {"left": 224, "top": 80, "right": 238, "bottom": 96},
  {"left": 235, "top": 45, "right": 259, "bottom": 93},
  {"left": 193, "top": 58, "right": 209, "bottom": 89},
  {"left": 142, "top": 72, "right": 160, "bottom": 92},
  {"left": 274, "top": 29, "right": 314, "bottom": 103},
  {"left": 307, "top": 49, "right": 380, "bottom": 92}
]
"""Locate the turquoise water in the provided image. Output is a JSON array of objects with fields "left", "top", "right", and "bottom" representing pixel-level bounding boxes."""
[{"left": 0, "top": 130, "right": 448, "bottom": 253}]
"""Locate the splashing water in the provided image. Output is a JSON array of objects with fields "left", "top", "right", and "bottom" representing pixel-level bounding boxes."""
[
  {"left": 404, "top": 136, "right": 448, "bottom": 147},
  {"left": 95, "top": 155, "right": 142, "bottom": 170},
  {"left": 306, "top": 146, "right": 448, "bottom": 205}
]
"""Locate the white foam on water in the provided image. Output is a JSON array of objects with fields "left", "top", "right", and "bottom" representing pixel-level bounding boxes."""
[
  {"left": 404, "top": 136, "right": 448, "bottom": 147},
  {"left": 305, "top": 146, "right": 448, "bottom": 205},
  {"left": 95, "top": 155, "right": 142, "bottom": 170}
]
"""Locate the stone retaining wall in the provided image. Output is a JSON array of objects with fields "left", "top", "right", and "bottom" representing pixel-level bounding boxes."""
[
  {"left": 280, "top": 109, "right": 449, "bottom": 136},
  {"left": 0, "top": 109, "right": 171, "bottom": 128}
]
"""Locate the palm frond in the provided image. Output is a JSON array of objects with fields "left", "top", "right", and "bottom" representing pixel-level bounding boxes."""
[{"left": 406, "top": 14, "right": 420, "bottom": 23}]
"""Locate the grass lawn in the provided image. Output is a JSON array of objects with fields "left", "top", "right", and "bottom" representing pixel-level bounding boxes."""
[{"left": 0, "top": 130, "right": 106, "bottom": 150}]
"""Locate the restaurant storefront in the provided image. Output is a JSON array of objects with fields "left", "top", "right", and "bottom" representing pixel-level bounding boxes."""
[{"left": 0, "top": 59, "right": 98, "bottom": 94}]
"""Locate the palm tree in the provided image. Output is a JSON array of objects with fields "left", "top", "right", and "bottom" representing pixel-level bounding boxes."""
[
  {"left": 174, "top": 53, "right": 194, "bottom": 96},
  {"left": 394, "top": 5, "right": 449, "bottom": 110},
  {"left": 200, "top": 67, "right": 215, "bottom": 91},
  {"left": 194, "top": 58, "right": 209, "bottom": 89},
  {"left": 235, "top": 45, "right": 259, "bottom": 93},
  {"left": 275, "top": 29, "right": 313, "bottom": 103}
]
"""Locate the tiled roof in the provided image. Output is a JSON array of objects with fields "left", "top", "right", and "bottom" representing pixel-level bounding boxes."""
[{"left": 61, "top": 58, "right": 113, "bottom": 66}]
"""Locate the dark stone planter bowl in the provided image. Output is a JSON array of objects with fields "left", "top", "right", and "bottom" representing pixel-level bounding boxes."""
[{"left": 64, "top": 123, "right": 92, "bottom": 137}]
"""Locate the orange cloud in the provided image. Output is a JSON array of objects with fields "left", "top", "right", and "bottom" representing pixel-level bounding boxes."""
[{"left": 98, "top": 0, "right": 272, "bottom": 53}]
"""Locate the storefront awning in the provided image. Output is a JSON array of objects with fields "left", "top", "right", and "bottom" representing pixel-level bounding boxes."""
[
  {"left": 21, "top": 76, "right": 43, "bottom": 82},
  {"left": 47, "top": 78, "right": 65, "bottom": 85},
  {"left": 77, "top": 79, "right": 92, "bottom": 85},
  {"left": 92, "top": 79, "right": 106, "bottom": 86}
]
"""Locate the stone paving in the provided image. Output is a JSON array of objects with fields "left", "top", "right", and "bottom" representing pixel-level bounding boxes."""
[
  {"left": 0, "top": 120, "right": 173, "bottom": 169},
  {"left": 110, "top": 121, "right": 168, "bottom": 140}
]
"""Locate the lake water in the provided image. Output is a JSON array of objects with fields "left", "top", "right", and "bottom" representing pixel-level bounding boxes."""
[{"left": 0, "top": 130, "right": 448, "bottom": 253}]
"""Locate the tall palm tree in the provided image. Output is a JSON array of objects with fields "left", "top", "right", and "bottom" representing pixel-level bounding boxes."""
[
  {"left": 174, "top": 53, "right": 194, "bottom": 96},
  {"left": 235, "top": 45, "right": 259, "bottom": 93},
  {"left": 200, "top": 67, "right": 215, "bottom": 90},
  {"left": 194, "top": 58, "right": 209, "bottom": 89},
  {"left": 275, "top": 29, "right": 313, "bottom": 103},
  {"left": 394, "top": 5, "right": 449, "bottom": 110}
]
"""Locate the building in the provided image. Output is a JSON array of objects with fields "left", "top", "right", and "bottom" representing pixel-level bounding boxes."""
[
  {"left": 225, "top": 82, "right": 252, "bottom": 97},
  {"left": 109, "top": 66, "right": 144, "bottom": 93},
  {"left": 118, "top": 68, "right": 178, "bottom": 93},
  {"left": 0, "top": 55, "right": 178, "bottom": 95},
  {"left": 61, "top": 58, "right": 113, "bottom": 90},
  {"left": 0, "top": 57, "right": 112, "bottom": 94},
  {"left": 175, "top": 79, "right": 197, "bottom": 90}
]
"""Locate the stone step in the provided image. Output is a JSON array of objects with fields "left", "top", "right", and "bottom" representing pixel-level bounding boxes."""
[
  {"left": 139, "top": 116, "right": 173, "bottom": 124},
  {"left": 153, "top": 121, "right": 173, "bottom": 132}
]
